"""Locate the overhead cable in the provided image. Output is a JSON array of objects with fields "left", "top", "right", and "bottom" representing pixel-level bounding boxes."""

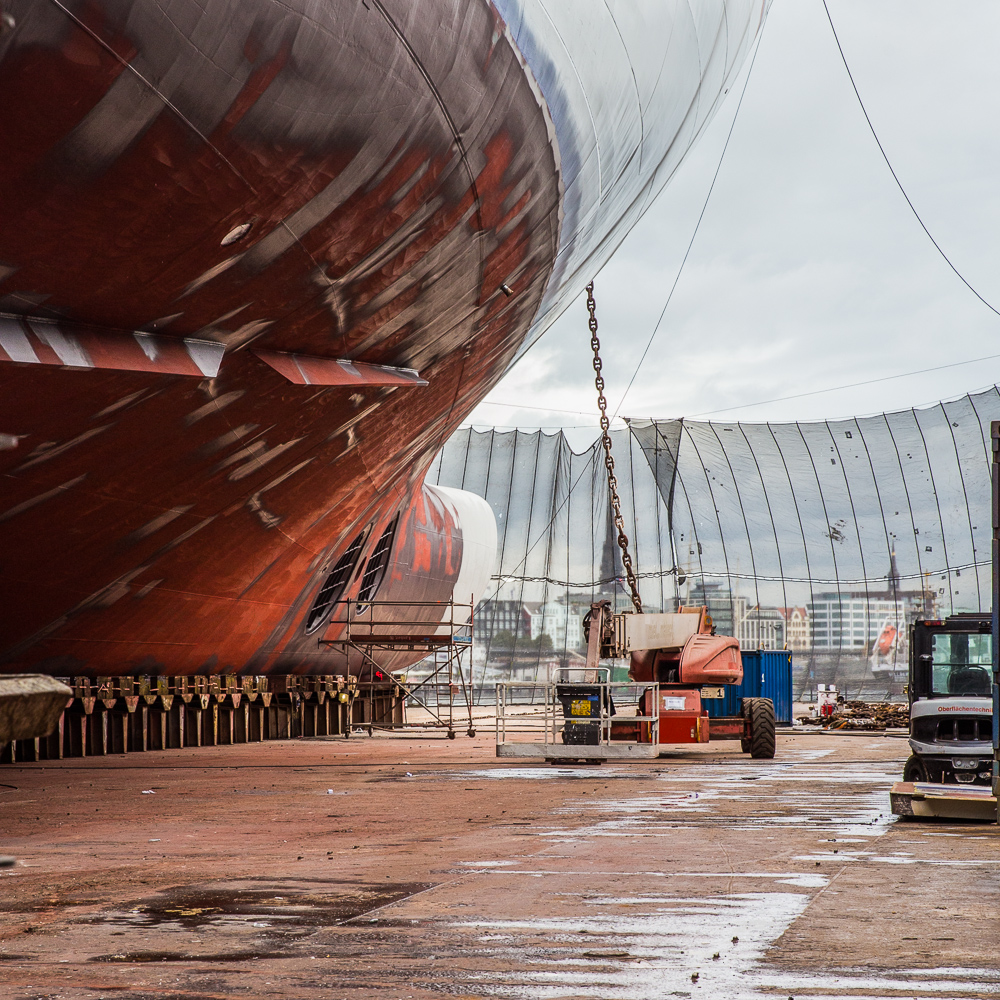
[
  {"left": 685, "top": 351, "right": 1000, "bottom": 418},
  {"left": 821, "top": 0, "right": 1000, "bottom": 320}
]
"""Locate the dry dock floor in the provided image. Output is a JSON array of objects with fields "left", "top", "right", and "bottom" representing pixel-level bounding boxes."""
[{"left": 1, "top": 730, "right": 998, "bottom": 999}]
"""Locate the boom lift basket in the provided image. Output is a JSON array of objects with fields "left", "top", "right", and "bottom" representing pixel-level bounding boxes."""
[{"left": 496, "top": 667, "right": 661, "bottom": 761}]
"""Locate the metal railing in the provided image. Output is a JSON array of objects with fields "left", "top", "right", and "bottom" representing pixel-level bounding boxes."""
[{"left": 496, "top": 667, "right": 660, "bottom": 747}]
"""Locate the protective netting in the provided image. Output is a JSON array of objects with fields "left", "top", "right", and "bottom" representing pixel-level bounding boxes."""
[{"left": 428, "top": 388, "right": 999, "bottom": 699}]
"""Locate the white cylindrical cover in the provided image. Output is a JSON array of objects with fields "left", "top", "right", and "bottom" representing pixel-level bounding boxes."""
[{"left": 425, "top": 483, "right": 498, "bottom": 610}]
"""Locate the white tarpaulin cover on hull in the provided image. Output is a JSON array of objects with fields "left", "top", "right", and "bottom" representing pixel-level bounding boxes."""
[{"left": 497, "top": 0, "right": 768, "bottom": 351}]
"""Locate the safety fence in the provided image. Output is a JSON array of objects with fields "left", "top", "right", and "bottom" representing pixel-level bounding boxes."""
[{"left": 428, "top": 387, "right": 1000, "bottom": 700}]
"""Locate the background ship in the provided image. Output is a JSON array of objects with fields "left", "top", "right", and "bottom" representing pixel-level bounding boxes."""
[{"left": 0, "top": 0, "right": 765, "bottom": 677}]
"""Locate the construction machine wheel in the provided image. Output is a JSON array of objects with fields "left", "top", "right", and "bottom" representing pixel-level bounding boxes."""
[
  {"left": 902, "top": 754, "right": 927, "bottom": 783},
  {"left": 741, "top": 697, "right": 776, "bottom": 759}
]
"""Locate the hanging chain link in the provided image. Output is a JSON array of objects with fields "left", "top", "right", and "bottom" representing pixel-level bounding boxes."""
[{"left": 586, "top": 281, "right": 643, "bottom": 614}]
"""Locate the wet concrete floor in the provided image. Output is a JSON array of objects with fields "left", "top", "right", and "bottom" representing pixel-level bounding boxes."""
[{"left": 1, "top": 730, "right": 999, "bottom": 999}]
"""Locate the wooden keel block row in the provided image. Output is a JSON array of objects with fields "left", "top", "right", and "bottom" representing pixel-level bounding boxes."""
[{"left": 0, "top": 674, "right": 393, "bottom": 761}]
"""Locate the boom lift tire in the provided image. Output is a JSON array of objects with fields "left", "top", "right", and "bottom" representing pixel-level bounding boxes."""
[
  {"left": 902, "top": 754, "right": 927, "bottom": 783},
  {"left": 741, "top": 697, "right": 776, "bottom": 759},
  {"left": 740, "top": 704, "right": 751, "bottom": 753}
]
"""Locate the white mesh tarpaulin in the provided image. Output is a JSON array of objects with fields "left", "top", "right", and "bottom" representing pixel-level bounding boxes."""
[
  {"left": 428, "top": 387, "right": 1000, "bottom": 698},
  {"left": 495, "top": 0, "right": 767, "bottom": 355}
]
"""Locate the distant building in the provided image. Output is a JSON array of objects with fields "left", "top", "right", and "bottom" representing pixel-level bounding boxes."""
[
  {"left": 809, "top": 550, "right": 935, "bottom": 651},
  {"left": 808, "top": 594, "right": 906, "bottom": 650},
  {"left": 474, "top": 600, "right": 529, "bottom": 644},
  {"left": 735, "top": 606, "right": 786, "bottom": 651},
  {"left": 778, "top": 607, "right": 810, "bottom": 651},
  {"left": 527, "top": 601, "right": 584, "bottom": 650}
]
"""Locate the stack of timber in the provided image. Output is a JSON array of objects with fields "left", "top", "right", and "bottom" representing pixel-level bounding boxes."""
[
  {"left": 828, "top": 700, "right": 909, "bottom": 730},
  {"left": 798, "top": 700, "right": 909, "bottom": 731},
  {"left": 798, "top": 701, "right": 910, "bottom": 733},
  {"left": 0, "top": 674, "right": 404, "bottom": 763}
]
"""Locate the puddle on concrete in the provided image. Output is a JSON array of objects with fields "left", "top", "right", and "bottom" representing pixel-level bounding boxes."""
[
  {"left": 759, "top": 966, "right": 1000, "bottom": 998},
  {"left": 460, "top": 768, "right": 659, "bottom": 782},
  {"left": 540, "top": 792, "right": 891, "bottom": 841},
  {"left": 98, "top": 878, "right": 432, "bottom": 930},
  {"left": 92, "top": 948, "right": 288, "bottom": 963},
  {"left": 452, "top": 889, "right": 1000, "bottom": 999},
  {"left": 533, "top": 758, "right": 898, "bottom": 840},
  {"left": 455, "top": 890, "right": 809, "bottom": 999},
  {"left": 773, "top": 874, "right": 829, "bottom": 888}
]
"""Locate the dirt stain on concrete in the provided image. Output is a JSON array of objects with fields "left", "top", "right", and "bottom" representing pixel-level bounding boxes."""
[
  {"left": 97, "top": 878, "right": 434, "bottom": 930},
  {"left": 83, "top": 878, "right": 434, "bottom": 966}
]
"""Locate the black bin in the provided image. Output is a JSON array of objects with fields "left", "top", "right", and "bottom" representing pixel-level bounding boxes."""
[{"left": 556, "top": 685, "right": 612, "bottom": 746}]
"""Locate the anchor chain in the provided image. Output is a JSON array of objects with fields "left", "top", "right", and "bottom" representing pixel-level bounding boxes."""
[{"left": 586, "top": 281, "right": 643, "bottom": 614}]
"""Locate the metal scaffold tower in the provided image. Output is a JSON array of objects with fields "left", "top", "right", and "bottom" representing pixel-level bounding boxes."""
[{"left": 320, "top": 600, "right": 476, "bottom": 738}]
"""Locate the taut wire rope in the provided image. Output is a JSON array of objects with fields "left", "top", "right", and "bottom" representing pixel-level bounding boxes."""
[{"left": 820, "top": 0, "right": 1000, "bottom": 321}]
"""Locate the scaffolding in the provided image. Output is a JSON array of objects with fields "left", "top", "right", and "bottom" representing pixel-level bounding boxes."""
[{"left": 319, "top": 599, "right": 476, "bottom": 738}]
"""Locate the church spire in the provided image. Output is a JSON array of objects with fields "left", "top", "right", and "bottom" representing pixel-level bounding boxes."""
[{"left": 888, "top": 546, "right": 900, "bottom": 593}]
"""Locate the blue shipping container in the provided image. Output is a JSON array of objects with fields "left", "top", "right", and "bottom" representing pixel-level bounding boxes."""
[{"left": 704, "top": 650, "right": 793, "bottom": 725}]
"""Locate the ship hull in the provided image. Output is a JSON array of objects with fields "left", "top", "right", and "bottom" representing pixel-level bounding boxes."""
[
  {"left": 0, "top": 0, "right": 769, "bottom": 678},
  {"left": 0, "top": 0, "right": 560, "bottom": 675}
]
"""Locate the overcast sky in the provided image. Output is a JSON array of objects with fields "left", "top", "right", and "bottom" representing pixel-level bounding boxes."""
[{"left": 465, "top": 0, "right": 1000, "bottom": 448}]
